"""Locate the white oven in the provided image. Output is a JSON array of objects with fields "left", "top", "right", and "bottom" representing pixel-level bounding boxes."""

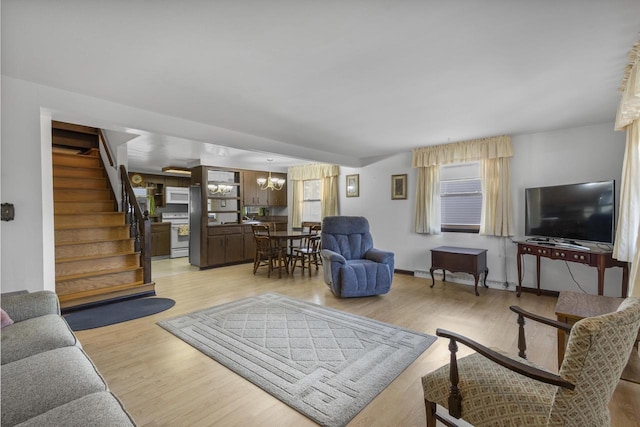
[
  {"left": 162, "top": 212, "right": 189, "bottom": 258},
  {"left": 165, "top": 186, "right": 189, "bottom": 205}
]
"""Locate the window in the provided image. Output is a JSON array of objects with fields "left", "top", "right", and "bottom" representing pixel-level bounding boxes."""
[
  {"left": 440, "top": 162, "right": 481, "bottom": 233},
  {"left": 302, "top": 180, "right": 321, "bottom": 222}
]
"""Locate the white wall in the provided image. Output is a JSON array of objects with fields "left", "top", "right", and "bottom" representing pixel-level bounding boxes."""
[
  {"left": 340, "top": 123, "right": 627, "bottom": 297},
  {"left": 0, "top": 74, "right": 627, "bottom": 298}
]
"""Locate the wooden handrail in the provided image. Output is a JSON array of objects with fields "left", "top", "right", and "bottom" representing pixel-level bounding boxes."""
[
  {"left": 98, "top": 129, "right": 115, "bottom": 167},
  {"left": 119, "top": 165, "right": 151, "bottom": 283}
]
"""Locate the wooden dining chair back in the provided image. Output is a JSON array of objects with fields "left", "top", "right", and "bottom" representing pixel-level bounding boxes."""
[
  {"left": 291, "top": 224, "right": 322, "bottom": 275},
  {"left": 251, "top": 224, "right": 284, "bottom": 278}
]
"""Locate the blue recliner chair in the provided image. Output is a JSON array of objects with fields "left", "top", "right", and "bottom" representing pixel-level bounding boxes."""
[{"left": 321, "top": 216, "right": 395, "bottom": 298}]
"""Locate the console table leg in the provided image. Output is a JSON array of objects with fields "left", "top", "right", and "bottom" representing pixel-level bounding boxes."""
[
  {"left": 429, "top": 268, "right": 435, "bottom": 288},
  {"left": 536, "top": 255, "right": 541, "bottom": 296},
  {"left": 516, "top": 253, "right": 522, "bottom": 297},
  {"left": 474, "top": 274, "right": 480, "bottom": 296},
  {"left": 483, "top": 268, "right": 489, "bottom": 288}
]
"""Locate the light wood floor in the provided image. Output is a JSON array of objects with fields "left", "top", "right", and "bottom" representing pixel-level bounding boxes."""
[{"left": 75, "top": 259, "right": 640, "bottom": 427}]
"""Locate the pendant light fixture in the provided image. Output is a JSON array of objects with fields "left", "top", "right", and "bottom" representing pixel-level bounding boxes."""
[{"left": 257, "top": 159, "right": 285, "bottom": 191}]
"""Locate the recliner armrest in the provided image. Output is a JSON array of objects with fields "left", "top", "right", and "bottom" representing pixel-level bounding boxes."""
[
  {"left": 1, "top": 291, "right": 61, "bottom": 322},
  {"left": 365, "top": 248, "right": 394, "bottom": 264},
  {"left": 321, "top": 249, "right": 346, "bottom": 264}
]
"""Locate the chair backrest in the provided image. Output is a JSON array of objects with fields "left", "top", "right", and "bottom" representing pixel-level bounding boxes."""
[
  {"left": 252, "top": 224, "right": 274, "bottom": 253},
  {"left": 321, "top": 216, "right": 374, "bottom": 260},
  {"left": 549, "top": 297, "right": 640, "bottom": 426},
  {"left": 252, "top": 224, "right": 271, "bottom": 237}
]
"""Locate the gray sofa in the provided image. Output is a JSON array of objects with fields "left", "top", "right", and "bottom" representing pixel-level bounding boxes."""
[{"left": 1, "top": 291, "right": 136, "bottom": 426}]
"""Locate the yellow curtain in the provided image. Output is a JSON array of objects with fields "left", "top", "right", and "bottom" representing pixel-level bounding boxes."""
[
  {"left": 288, "top": 163, "right": 340, "bottom": 227},
  {"left": 480, "top": 157, "right": 515, "bottom": 237},
  {"left": 412, "top": 135, "right": 513, "bottom": 235},
  {"left": 290, "top": 181, "right": 304, "bottom": 228},
  {"left": 321, "top": 175, "right": 339, "bottom": 218},
  {"left": 413, "top": 166, "right": 440, "bottom": 234},
  {"left": 613, "top": 37, "right": 640, "bottom": 297}
]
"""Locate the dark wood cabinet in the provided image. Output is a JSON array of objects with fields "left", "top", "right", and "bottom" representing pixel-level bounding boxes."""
[
  {"left": 242, "top": 170, "right": 287, "bottom": 207},
  {"left": 150, "top": 222, "right": 171, "bottom": 257},
  {"left": 243, "top": 225, "right": 256, "bottom": 261},
  {"left": 242, "top": 170, "right": 269, "bottom": 206},
  {"left": 207, "top": 225, "right": 244, "bottom": 267},
  {"left": 267, "top": 172, "right": 287, "bottom": 206}
]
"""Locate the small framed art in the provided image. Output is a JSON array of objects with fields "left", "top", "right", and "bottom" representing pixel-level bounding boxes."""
[
  {"left": 346, "top": 174, "right": 359, "bottom": 197},
  {"left": 391, "top": 174, "right": 407, "bottom": 200}
]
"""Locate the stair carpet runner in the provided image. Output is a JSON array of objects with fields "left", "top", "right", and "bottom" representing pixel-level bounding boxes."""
[{"left": 53, "top": 148, "right": 152, "bottom": 309}]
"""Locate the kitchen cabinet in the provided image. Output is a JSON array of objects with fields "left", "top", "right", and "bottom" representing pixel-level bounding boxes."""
[
  {"left": 243, "top": 225, "right": 256, "bottom": 261},
  {"left": 242, "top": 170, "right": 269, "bottom": 206},
  {"left": 242, "top": 170, "right": 287, "bottom": 207},
  {"left": 150, "top": 222, "right": 171, "bottom": 257},
  {"left": 267, "top": 172, "right": 287, "bottom": 206},
  {"left": 207, "top": 226, "right": 244, "bottom": 266}
]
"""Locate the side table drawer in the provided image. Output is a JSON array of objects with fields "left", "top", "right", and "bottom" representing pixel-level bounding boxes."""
[
  {"left": 552, "top": 249, "right": 590, "bottom": 264},
  {"left": 520, "top": 244, "right": 551, "bottom": 257}
]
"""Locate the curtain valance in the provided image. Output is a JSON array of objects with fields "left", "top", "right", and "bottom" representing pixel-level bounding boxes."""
[
  {"left": 412, "top": 135, "right": 513, "bottom": 167},
  {"left": 615, "top": 38, "right": 640, "bottom": 131},
  {"left": 288, "top": 163, "right": 340, "bottom": 180}
]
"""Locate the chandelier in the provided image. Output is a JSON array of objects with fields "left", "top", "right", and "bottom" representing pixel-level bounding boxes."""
[
  {"left": 257, "top": 159, "right": 285, "bottom": 191},
  {"left": 207, "top": 184, "right": 233, "bottom": 195}
]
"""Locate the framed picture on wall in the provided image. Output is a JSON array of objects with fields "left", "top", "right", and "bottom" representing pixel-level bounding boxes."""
[
  {"left": 391, "top": 174, "right": 407, "bottom": 200},
  {"left": 346, "top": 174, "right": 359, "bottom": 197}
]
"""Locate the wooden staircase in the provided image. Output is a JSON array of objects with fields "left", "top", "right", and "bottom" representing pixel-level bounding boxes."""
[{"left": 53, "top": 145, "right": 155, "bottom": 309}]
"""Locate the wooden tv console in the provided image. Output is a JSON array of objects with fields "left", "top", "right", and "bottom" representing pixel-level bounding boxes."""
[{"left": 515, "top": 241, "right": 629, "bottom": 297}]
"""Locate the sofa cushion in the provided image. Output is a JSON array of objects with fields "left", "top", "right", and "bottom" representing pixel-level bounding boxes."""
[
  {"left": 1, "top": 346, "right": 107, "bottom": 426},
  {"left": 0, "top": 291, "right": 60, "bottom": 322},
  {"left": 14, "top": 392, "right": 136, "bottom": 427},
  {"left": 1, "top": 314, "right": 78, "bottom": 365}
]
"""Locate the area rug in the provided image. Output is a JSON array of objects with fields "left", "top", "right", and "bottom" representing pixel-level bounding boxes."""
[
  {"left": 64, "top": 297, "right": 175, "bottom": 331},
  {"left": 157, "top": 292, "right": 435, "bottom": 427}
]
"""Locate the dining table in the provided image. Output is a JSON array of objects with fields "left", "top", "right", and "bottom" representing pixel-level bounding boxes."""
[{"left": 269, "top": 230, "right": 309, "bottom": 271}]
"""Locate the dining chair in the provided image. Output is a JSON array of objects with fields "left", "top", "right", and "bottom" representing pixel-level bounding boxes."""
[
  {"left": 422, "top": 297, "right": 640, "bottom": 427},
  {"left": 251, "top": 224, "right": 285, "bottom": 278},
  {"left": 291, "top": 224, "right": 322, "bottom": 275}
]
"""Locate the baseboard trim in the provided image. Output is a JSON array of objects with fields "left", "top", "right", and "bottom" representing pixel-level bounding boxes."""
[
  {"left": 394, "top": 269, "right": 414, "bottom": 276},
  {"left": 518, "top": 286, "right": 559, "bottom": 297}
]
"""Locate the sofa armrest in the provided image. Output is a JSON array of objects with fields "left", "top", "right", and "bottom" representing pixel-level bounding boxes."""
[
  {"left": 365, "top": 248, "right": 394, "bottom": 264},
  {"left": 1, "top": 291, "right": 61, "bottom": 322}
]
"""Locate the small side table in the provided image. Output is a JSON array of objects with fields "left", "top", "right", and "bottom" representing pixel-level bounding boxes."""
[
  {"left": 555, "top": 291, "right": 639, "bottom": 384},
  {"left": 430, "top": 246, "right": 488, "bottom": 296}
]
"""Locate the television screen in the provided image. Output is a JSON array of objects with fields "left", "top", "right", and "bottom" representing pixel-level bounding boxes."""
[{"left": 525, "top": 180, "right": 615, "bottom": 244}]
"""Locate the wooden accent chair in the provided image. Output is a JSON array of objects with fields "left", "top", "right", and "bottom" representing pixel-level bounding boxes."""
[
  {"left": 291, "top": 224, "right": 322, "bottom": 275},
  {"left": 251, "top": 224, "right": 286, "bottom": 278},
  {"left": 422, "top": 298, "right": 640, "bottom": 427}
]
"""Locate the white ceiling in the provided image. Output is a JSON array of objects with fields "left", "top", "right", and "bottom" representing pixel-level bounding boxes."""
[{"left": 2, "top": 1, "right": 640, "bottom": 171}]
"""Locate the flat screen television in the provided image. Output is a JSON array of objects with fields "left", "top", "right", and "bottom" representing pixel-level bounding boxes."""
[{"left": 525, "top": 180, "right": 615, "bottom": 244}]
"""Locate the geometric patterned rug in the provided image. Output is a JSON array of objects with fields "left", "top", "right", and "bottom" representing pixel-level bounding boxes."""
[{"left": 157, "top": 292, "right": 436, "bottom": 427}]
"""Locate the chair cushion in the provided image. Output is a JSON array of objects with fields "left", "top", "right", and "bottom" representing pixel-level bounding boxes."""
[
  {"left": 1, "top": 314, "right": 78, "bottom": 364},
  {"left": 14, "top": 392, "right": 135, "bottom": 427},
  {"left": 338, "top": 260, "right": 391, "bottom": 297},
  {"left": 422, "top": 351, "right": 556, "bottom": 426},
  {"left": 1, "top": 346, "right": 107, "bottom": 426}
]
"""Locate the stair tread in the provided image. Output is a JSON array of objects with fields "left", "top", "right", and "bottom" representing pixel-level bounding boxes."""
[
  {"left": 55, "top": 224, "right": 129, "bottom": 230},
  {"left": 57, "top": 281, "right": 148, "bottom": 300},
  {"left": 55, "top": 212, "right": 123, "bottom": 216},
  {"left": 56, "top": 266, "right": 142, "bottom": 281},
  {"left": 56, "top": 237, "right": 135, "bottom": 247},
  {"left": 56, "top": 251, "right": 139, "bottom": 263}
]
